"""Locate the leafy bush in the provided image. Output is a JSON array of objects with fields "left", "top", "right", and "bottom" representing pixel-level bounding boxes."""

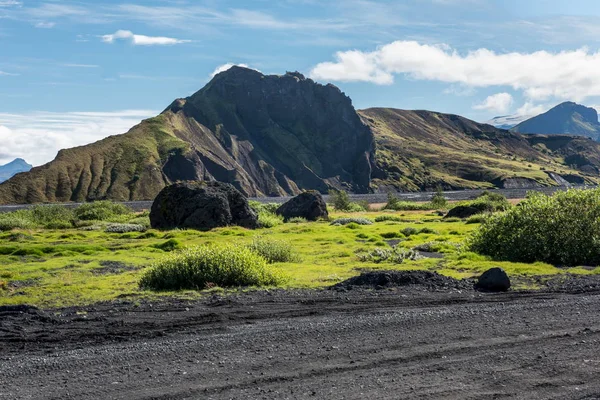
[
  {"left": 139, "top": 244, "right": 287, "bottom": 290},
  {"left": 401, "top": 227, "right": 418, "bottom": 237},
  {"left": 105, "top": 223, "right": 147, "bottom": 233},
  {"left": 287, "top": 216, "right": 307, "bottom": 224},
  {"left": 74, "top": 201, "right": 132, "bottom": 222},
  {"left": 249, "top": 201, "right": 280, "bottom": 215},
  {"left": 329, "top": 189, "right": 351, "bottom": 211},
  {"left": 345, "top": 222, "right": 360, "bottom": 229},
  {"left": 246, "top": 236, "right": 299, "bottom": 263},
  {"left": 418, "top": 227, "right": 438, "bottom": 234},
  {"left": 375, "top": 215, "right": 406, "bottom": 222},
  {"left": 258, "top": 212, "right": 284, "bottom": 228},
  {"left": 380, "top": 231, "right": 404, "bottom": 239},
  {"left": 469, "top": 189, "right": 600, "bottom": 266},
  {"left": 465, "top": 214, "right": 489, "bottom": 224},
  {"left": 127, "top": 216, "right": 151, "bottom": 228},
  {"left": 430, "top": 187, "right": 448, "bottom": 209},
  {"left": 30, "top": 205, "right": 75, "bottom": 228},
  {"left": 0, "top": 215, "right": 35, "bottom": 231},
  {"left": 330, "top": 217, "right": 373, "bottom": 226},
  {"left": 356, "top": 247, "right": 422, "bottom": 264},
  {"left": 383, "top": 193, "right": 433, "bottom": 211},
  {"left": 152, "top": 238, "right": 181, "bottom": 252}
]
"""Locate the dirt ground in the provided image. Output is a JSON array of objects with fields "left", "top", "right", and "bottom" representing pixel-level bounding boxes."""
[{"left": 2, "top": 277, "right": 600, "bottom": 399}]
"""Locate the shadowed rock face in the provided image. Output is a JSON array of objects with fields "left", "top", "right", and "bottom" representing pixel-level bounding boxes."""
[
  {"left": 150, "top": 181, "right": 258, "bottom": 231},
  {"left": 276, "top": 191, "right": 328, "bottom": 222}
]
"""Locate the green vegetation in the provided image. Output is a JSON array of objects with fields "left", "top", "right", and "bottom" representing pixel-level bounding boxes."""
[
  {"left": 330, "top": 217, "right": 373, "bottom": 226},
  {"left": 246, "top": 236, "right": 299, "bottom": 263},
  {"left": 257, "top": 212, "right": 284, "bottom": 228},
  {"left": 0, "top": 198, "right": 596, "bottom": 308},
  {"left": 139, "top": 244, "right": 287, "bottom": 290},
  {"left": 470, "top": 188, "right": 600, "bottom": 266},
  {"left": 329, "top": 189, "right": 367, "bottom": 212}
]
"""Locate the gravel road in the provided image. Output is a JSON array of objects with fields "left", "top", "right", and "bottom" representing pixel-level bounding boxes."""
[
  {"left": 0, "top": 185, "right": 591, "bottom": 213},
  {"left": 2, "top": 284, "right": 600, "bottom": 399}
]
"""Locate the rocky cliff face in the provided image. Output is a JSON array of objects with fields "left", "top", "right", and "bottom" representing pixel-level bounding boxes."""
[{"left": 0, "top": 67, "right": 375, "bottom": 203}]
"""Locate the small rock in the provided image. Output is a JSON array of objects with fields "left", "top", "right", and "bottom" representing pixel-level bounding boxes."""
[{"left": 476, "top": 267, "right": 511, "bottom": 292}]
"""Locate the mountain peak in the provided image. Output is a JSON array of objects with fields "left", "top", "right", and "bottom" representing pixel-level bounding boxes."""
[
  {"left": 0, "top": 158, "right": 32, "bottom": 183},
  {"left": 511, "top": 101, "right": 600, "bottom": 139}
]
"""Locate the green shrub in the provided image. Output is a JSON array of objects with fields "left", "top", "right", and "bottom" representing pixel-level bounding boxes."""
[
  {"left": 249, "top": 201, "right": 280, "bottom": 215},
  {"left": 330, "top": 217, "right": 373, "bottom": 226},
  {"left": 152, "top": 239, "right": 181, "bottom": 252},
  {"left": 356, "top": 247, "right": 422, "bottom": 264},
  {"left": 346, "top": 202, "right": 367, "bottom": 212},
  {"left": 418, "top": 227, "right": 438, "bottom": 234},
  {"left": 443, "top": 217, "right": 461, "bottom": 223},
  {"left": 375, "top": 215, "right": 405, "bottom": 222},
  {"left": 247, "top": 236, "right": 299, "bottom": 263},
  {"left": 0, "top": 216, "right": 35, "bottom": 231},
  {"left": 465, "top": 214, "right": 489, "bottom": 224},
  {"left": 380, "top": 231, "right": 404, "bottom": 239},
  {"left": 31, "top": 205, "right": 75, "bottom": 228},
  {"left": 258, "top": 212, "right": 284, "bottom": 228},
  {"left": 383, "top": 195, "right": 433, "bottom": 211},
  {"left": 469, "top": 189, "right": 600, "bottom": 266},
  {"left": 74, "top": 201, "right": 132, "bottom": 221},
  {"left": 287, "top": 216, "right": 307, "bottom": 224},
  {"left": 401, "top": 227, "right": 418, "bottom": 237},
  {"left": 127, "top": 216, "right": 151, "bottom": 228},
  {"left": 139, "top": 244, "right": 287, "bottom": 290},
  {"left": 430, "top": 187, "right": 448, "bottom": 209},
  {"left": 105, "top": 223, "right": 147, "bottom": 233},
  {"left": 329, "top": 189, "right": 352, "bottom": 211},
  {"left": 345, "top": 222, "right": 360, "bottom": 229}
]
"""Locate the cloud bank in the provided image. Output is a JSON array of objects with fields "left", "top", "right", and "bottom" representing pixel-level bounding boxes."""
[
  {"left": 474, "top": 93, "right": 514, "bottom": 113},
  {"left": 0, "top": 110, "right": 156, "bottom": 166},
  {"left": 101, "top": 30, "right": 190, "bottom": 46},
  {"left": 310, "top": 41, "right": 600, "bottom": 102}
]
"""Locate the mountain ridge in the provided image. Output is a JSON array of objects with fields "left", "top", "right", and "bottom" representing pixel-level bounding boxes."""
[
  {"left": 511, "top": 102, "right": 600, "bottom": 140},
  {"left": 1, "top": 67, "right": 600, "bottom": 204},
  {"left": 0, "top": 158, "right": 32, "bottom": 183}
]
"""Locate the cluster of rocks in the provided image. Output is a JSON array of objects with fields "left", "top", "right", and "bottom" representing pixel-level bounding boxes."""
[{"left": 149, "top": 181, "right": 327, "bottom": 231}]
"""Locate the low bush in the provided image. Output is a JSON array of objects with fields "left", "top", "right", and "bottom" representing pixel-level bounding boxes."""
[
  {"left": 74, "top": 201, "right": 132, "bottom": 222},
  {"left": 465, "top": 214, "right": 489, "bottom": 224},
  {"left": 0, "top": 215, "right": 35, "bottom": 231},
  {"left": 383, "top": 194, "right": 433, "bottom": 211},
  {"left": 139, "top": 244, "right": 287, "bottom": 290},
  {"left": 380, "top": 231, "right": 404, "bottom": 239},
  {"left": 469, "top": 188, "right": 600, "bottom": 266},
  {"left": 257, "top": 212, "right": 284, "bottom": 228},
  {"left": 356, "top": 247, "right": 422, "bottom": 264},
  {"left": 30, "top": 205, "right": 75, "bottom": 228},
  {"left": 330, "top": 217, "right": 373, "bottom": 226},
  {"left": 152, "top": 238, "right": 181, "bottom": 252},
  {"left": 105, "top": 223, "right": 147, "bottom": 233},
  {"left": 246, "top": 236, "right": 299, "bottom": 263},
  {"left": 418, "top": 227, "right": 438, "bottom": 234},
  {"left": 400, "top": 227, "right": 418, "bottom": 237},
  {"left": 127, "top": 216, "right": 151, "bottom": 228},
  {"left": 328, "top": 189, "right": 366, "bottom": 212},
  {"left": 430, "top": 187, "right": 448, "bottom": 209},
  {"left": 249, "top": 201, "right": 280, "bottom": 215},
  {"left": 375, "top": 215, "right": 405, "bottom": 222}
]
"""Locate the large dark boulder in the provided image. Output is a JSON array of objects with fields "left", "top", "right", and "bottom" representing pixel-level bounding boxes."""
[
  {"left": 150, "top": 181, "right": 258, "bottom": 231},
  {"left": 276, "top": 191, "right": 328, "bottom": 221},
  {"left": 445, "top": 205, "right": 482, "bottom": 219},
  {"left": 475, "top": 267, "right": 511, "bottom": 292}
]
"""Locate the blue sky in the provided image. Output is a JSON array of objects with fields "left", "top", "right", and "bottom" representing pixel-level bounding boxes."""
[{"left": 2, "top": 0, "right": 600, "bottom": 165}]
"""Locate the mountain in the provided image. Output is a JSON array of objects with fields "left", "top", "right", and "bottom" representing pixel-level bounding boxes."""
[
  {"left": 511, "top": 102, "right": 600, "bottom": 140},
  {"left": 0, "top": 67, "right": 374, "bottom": 203},
  {"left": 487, "top": 114, "right": 533, "bottom": 130},
  {"left": 0, "top": 158, "right": 32, "bottom": 183},
  {"left": 1, "top": 68, "right": 600, "bottom": 204},
  {"left": 361, "top": 108, "right": 600, "bottom": 191}
]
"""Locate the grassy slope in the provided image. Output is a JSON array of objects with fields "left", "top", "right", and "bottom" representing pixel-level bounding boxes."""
[
  {"left": 1, "top": 208, "right": 596, "bottom": 308},
  {"left": 359, "top": 108, "right": 600, "bottom": 191},
  {"left": 0, "top": 116, "right": 191, "bottom": 204}
]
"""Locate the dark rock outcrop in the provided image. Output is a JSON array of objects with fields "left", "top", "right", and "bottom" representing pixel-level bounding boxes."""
[
  {"left": 150, "top": 181, "right": 258, "bottom": 231},
  {"left": 475, "top": 267, "right": 511, "bottom": 292},
  {"left": 445, "top": 205, "right": 482, "bottom": 219},
  {"left": 276, "top": 191, "right": 328, "bottom": 221}
]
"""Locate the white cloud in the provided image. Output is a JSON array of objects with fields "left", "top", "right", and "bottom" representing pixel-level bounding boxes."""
[
  {"left": 474, "top": 93, "right": 514, "bottom": 113},
  {"left": 34, "top": 21, "right": 55, "bottom": 28},
  {"left": 101, "top": 30, "right": 190, "bottom": 46},
  {"left": 0, "top": 71, "right": 19, "bottom": 76},
  {"left": 0, "top": 0, "right": 21, "bottom": 6},
  {"left": 516, "top": 102, "right": 549, "bottom": 117},
  {"left": 310, "top": 41, "right": 600, "bottom": 102},
  {"left": 210, "top": 63, "right": 258, "bottom": 78},
  {"left": 0, "top": 110, "right": 157, "bottom": 166}
]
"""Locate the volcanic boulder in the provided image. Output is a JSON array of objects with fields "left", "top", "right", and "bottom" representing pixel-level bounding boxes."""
[
  {"left": 150, "top": 181, "right": 258, "bottom": 231},
  {"left": 445, "top": 205, "right": 482, "bottom": 219},
  {"left": 276, "top": 191, "right": 328, "bottom": 221},
  {"left": 475, "top": 267, "right": 511, "bottom": 292}
]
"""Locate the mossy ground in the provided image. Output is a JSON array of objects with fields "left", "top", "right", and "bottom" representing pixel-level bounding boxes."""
[{"left": 0, "top": 208, "right": 597, "bottom": 308}]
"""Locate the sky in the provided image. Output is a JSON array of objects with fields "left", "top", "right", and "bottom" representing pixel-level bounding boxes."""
[{"left": 2, "top": 0, "right": 600, "bottom": 165}]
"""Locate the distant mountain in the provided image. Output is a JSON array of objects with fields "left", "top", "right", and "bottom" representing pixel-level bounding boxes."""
[
  {"left": 511, "top": 102, "right": 600, "bottom": 140},
  {"left": 487, "top": 114, "right": 533, "bottom": 130},
  {"left": 0, "top": 158, "right": 32, "bottom": 183}
]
